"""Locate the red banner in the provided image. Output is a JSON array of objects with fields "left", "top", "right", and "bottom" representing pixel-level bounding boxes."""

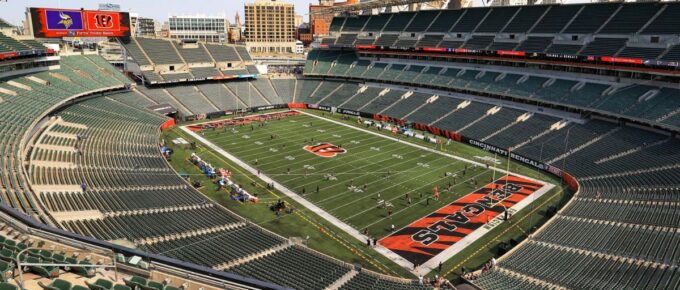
[
  {"left": 160, "top": 119, "right": 175, "bottom": 130},
  {"left": 287, "top": 102, "right": 308, "bottom": 109},
  {"left": 421, "top": 47, "right": 446, "bottom": 53},
  {"left": 0, "top": 52, "right": 18, "bottom": 60},
  {"left": 355, "top": 44, "right": 377, "bottom": 50},
  {"left": 562, "top": 172, "right": 578, "bottom": 192},
  {"left": 600, "top": 56, "right": 643, "bottom": 65},
  {"left": 497, "top": 50, "right": 526, "bottom": 57}
]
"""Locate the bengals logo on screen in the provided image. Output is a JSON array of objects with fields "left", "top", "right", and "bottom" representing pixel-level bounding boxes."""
[
  {"left": 93, "top": 14, "right": 114, "bottom": 28},
  {"left": 303, "top": 143, "right": 347, "bottom": 158}
]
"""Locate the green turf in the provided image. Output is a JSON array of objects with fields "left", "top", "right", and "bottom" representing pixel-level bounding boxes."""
[
  {"left": 163, "top": 109, "right": 571, "bottom": 281},
  {"left": 199, "top": 113, "right": 506, "bottom": 239}
]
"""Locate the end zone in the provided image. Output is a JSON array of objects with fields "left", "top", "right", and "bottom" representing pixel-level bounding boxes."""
[{"left": 380, "top": 174, "right": 554, "bottom": 275}]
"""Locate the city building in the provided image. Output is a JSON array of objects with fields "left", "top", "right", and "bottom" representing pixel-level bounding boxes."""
[
  {"left": 98, "top": 3, "right": 121, "bottom": 11},
  {"left": 295, "top": 14, "right": 304, "bottom": 28},
  {"left": 168, "top": 15, "right": 229, "bottom": 43},
  {"left": 244, "top": 0, "right": 297, "bottom": 53},
  {"left": 295, "top": 40, "right": 304, "bottom": 54},
  {"left": 136, "top": 17, "right": 156, "bottom": 37},
  {"left": 229, "top": 12, "right": 243, "bottom": 43},
  {"left": 489, "top": 0, "right": 528, "bottom": 6},
  {"left": 447, "top": 0, "right": 474, "bottom": 8},
  {"left": 157, "top": 21, "right": 170, "bottom": 38},
  {"left": 297, "top": 23, "right": 313, "bottom": 46}
]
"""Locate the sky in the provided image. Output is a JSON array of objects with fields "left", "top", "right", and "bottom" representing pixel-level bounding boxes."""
[
  {"left": 0, "top": 0, "right": 318, "bottom": 27},
  {"left": 0, "top": 0, "right": 590, "bottom": 28}
]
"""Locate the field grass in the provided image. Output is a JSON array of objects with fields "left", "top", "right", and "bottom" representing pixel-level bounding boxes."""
[
  {"left": 162, "top": 109, "right": 572, "bottom": 281},
  {"left": 199, "top": 113, "right": 507, "bottom": 238}
]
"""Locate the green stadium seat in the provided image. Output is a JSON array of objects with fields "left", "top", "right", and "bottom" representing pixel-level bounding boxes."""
[
  {"left": 85, "top": 279, "right": 114, "bottom": 290},
  {"left": 38, "top": 279, "right": 72, "bottom": 290}
]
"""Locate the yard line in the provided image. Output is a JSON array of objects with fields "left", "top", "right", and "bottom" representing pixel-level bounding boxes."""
[
  {"left": 296, "top": 147, "right": 437, "bottom": 197},
  {"left": 278, "top": 139, "right": 427, "bottom": 186},
  {"left": 209, "top": 118, "right": 383, "bottom": 169},
  {"left": 288, "top": 137, "right": 455, "bottom": 203},
  {"left": 223, "top": 122, "right": 416, "bottom": 178},
  {"left": 201, "top": 117, "right": 339, "bottom": 142},
  {"left": 308, "top": 148, "right": 459, "bottom": 204},
  {"left": 256, "top": 136, "right": 393, "bottom": 173},
  {"left": 297, "top": 110, "right": 537, "bottom": 179},
  {"left": 218, "top": 130, "right": 391, "bottom": 176},
  {"left": 204, "top": 120, "right": 351, "bottom": 157},
  {"left": 346, "top": 169, "right": 490, "bottom": 226},
  {"left": 325, "top": 158, "right": 466, "bottom": 213}
]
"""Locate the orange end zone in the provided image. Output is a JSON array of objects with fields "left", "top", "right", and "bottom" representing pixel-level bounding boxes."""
[{"left": 379, "top": 175, "right": 544, "bottom": 266}]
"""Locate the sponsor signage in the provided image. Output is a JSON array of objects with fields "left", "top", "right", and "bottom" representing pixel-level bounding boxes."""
[
  {"left": 460, "top": 136, "right": 563, "bottom": 178},
  {"left": 354, "top": 44, "right": 377, "bottom": 50},
  {"left": 600, "top": 56, "right": 643, "bottom": 65},
  {"left": 30, "top": 7, "right": 131, "bottom": 38},
  {"left": 255, "top": 105, "right": 276, "bottom": 111},
  {"left": 350, "top": 44, "right": 678, "bottom": 70},
  {"left": 336, "top": 108, "right": 360, "bottom": 116},
  {"left": 644, "top": 59, "right": 679, "bottom": 68},
  {"left": 315, "top": 105, "right": 332, "bottom": 112},
  {"left": 0, "top": 52, "right": 19, "bottom": 60},
  {"left": 421, "top": 47, "right": 446, "bottom": 53},
  {"left": 497, "top": 50, "right": 526, "bottom": 57},
  {"left": 98, "top": 3, "right": 121, "bottom": 11}
]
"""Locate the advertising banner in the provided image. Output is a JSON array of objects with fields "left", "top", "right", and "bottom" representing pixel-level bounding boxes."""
[{"left": 30, "top": 7, "right": 131, "bottom": 38}]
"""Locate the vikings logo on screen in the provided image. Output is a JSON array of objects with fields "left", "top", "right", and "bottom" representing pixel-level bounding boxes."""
[
  {"left": 303, "top": 143, "right": 347, "bottom": 158},
  {"left": 46, "top": 10, "right": 83, "bottom": 30}
]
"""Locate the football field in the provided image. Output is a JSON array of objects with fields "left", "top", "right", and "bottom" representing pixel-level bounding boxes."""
[
  {"left": 177, "top": 110, "right": 561, "bottom": 274},
  {"left": 191, "top": 111, "right": 551, "bottom": 235}
]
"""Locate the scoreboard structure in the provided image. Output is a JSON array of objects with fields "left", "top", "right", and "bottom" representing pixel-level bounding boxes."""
[{"left": 29, "top": 7, "right": 131, "bottom": 38}]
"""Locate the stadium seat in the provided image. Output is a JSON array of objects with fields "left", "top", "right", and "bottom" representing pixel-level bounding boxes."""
[
  {"left": 85, "top": 279, "right": 114, "bottom": 290},
  {"left": 38, "top": 279, "right": 72, "bottom": 290}
]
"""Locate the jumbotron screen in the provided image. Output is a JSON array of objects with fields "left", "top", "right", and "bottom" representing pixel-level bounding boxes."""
[{"left": 30, "top": 7, "right": 131, "bottom": 38}]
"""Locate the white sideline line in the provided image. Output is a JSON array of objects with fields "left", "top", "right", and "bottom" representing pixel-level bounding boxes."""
[
  {"left": 297, "top": 110, "right": 541, "bottom": 181},
  {"left": 182, "top": 110, "right": 555, "bottom": 276}
]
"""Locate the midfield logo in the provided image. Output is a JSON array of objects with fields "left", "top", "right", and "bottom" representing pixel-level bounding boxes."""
[{"left": 303, "top": 143, "right": 347, "bottom": 158}]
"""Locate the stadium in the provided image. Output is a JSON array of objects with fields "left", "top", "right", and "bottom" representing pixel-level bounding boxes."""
[{"left": 0, "top": 0, "right": 678, "bottom": 289}]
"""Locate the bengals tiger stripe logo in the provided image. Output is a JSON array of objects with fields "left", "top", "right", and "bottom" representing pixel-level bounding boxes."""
[{"left": 303, "top": 143, "right": 347, "bottom": 158}]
